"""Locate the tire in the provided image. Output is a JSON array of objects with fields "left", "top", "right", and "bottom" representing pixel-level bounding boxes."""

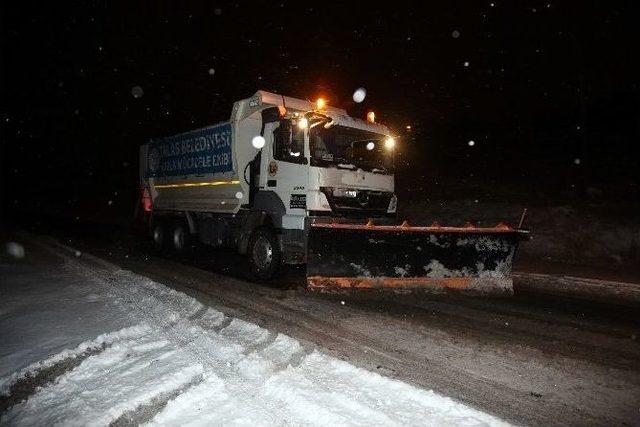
[
  {"left": 171, "top": 222, "right": 190, "bottom": 253},
  {"left": 151, "top": 221, "right": 165, "bottom": 252},
  {"left": 247, "top": 227, "right": 281, "bottom": 280}
]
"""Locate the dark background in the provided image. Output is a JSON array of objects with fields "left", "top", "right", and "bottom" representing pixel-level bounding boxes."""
[{"left": 1, "top": 1, "right": 639, "bottom": 221}]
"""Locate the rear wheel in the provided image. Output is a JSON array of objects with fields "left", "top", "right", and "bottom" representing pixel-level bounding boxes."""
[
  {"left": 151, "top": 221, "right": 165, "bottom": 252},
  {"left": 171, "top": 222, "right": 190, "bottom": 253},
  {"left": 248, "top": 227, "right": 281, "bottom": 280}
]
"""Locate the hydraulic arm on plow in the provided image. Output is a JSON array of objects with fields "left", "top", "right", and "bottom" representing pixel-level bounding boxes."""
[{"left": 307, "top": 219, "right": 529, "bottom": 296}]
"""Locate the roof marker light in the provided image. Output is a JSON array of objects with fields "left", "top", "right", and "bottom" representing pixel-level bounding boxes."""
[{"left": 367, "top": 111, "right": 376, "bottom": 123}]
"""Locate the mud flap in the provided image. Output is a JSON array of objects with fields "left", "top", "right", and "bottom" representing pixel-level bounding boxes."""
[{"left": 306, "top": 222, "right": 527, "bottom": 296}]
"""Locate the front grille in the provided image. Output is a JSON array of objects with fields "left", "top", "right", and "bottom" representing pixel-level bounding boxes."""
[{"left": 320, "top": 187, "right": 393, "bottom": 216}]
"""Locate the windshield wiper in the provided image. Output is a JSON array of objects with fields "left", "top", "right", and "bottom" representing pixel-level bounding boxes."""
[
  {"left": 371, "top": 167, "right": 388, "bottom": 174},
  {"left": 316, "top": 155, "right": 357, "bottom": 170},
  {"left": 336, "top": 163, "right": 357, "bottom": 170}
]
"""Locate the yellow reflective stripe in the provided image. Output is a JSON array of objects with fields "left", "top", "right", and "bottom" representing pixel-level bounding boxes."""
[{"left": 154, "top": 180, "right": 240, "bottom": 189}]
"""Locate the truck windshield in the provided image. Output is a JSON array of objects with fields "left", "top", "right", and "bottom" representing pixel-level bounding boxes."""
[{"left": 309, "top": 125, "right": 394, "bottom": 173}]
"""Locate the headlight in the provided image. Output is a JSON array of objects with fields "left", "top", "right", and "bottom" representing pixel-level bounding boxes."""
[{"left": 387, "top": 195, "right": 398, "bottom": 213}]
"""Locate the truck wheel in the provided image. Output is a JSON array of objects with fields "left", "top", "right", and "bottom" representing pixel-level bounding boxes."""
[
  {"left": 248, "top": 227, "right": 281, "bottom": 280},
  {"left": 171, "top": 222, "right": 190, "bottom": 253},
  {"left": 151, "top": 221, "right": 165, "bottom": 251}
]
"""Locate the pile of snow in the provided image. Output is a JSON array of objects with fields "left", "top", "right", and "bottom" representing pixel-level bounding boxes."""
[{"left": 0, "top": 240, "right": 509, "bottom": 426}]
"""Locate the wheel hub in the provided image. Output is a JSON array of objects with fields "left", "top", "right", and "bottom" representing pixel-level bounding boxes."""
[{"left": 253, "top": 236, "right": 273, "bottom": 270}]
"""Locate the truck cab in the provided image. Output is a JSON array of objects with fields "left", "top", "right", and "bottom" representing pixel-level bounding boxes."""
[
  {"left": 245, "top": 95, "right": 397, "bottom": 273},
  {"left": 261, "top": 113, "right": 397, "bottom": 218}
]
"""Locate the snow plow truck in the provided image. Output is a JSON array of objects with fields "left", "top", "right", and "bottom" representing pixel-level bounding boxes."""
[{"left": 139, "top": 90, "right": 528, "bottom": 295}]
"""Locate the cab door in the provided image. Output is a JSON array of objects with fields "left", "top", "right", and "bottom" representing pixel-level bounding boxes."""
[{"left": 262, "top": 120, "right": 309, "bottom": 229}]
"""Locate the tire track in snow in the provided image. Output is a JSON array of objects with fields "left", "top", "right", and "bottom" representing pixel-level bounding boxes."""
[
  {"left": 109, "top": 375, "right": 205, "bottom": 427},
  {"left": 164, "top": 266, "right": 533, "bottom": 423},
  {"left": 4, "top": 236, "right": 509, "bottom": 426},
  {"left": 3, "top": 331, "right": 205, "bottom": 426},
  {"left": 48, "top": 244, "right": 321, "bottom": 424},
  {"left": 94, "top": 254, "right": 509, "bottom": 425},
  {"left": 69, "top": 246, "right": 510, "bottom": 425},
  {"left": 0, "top": 324, "right": 151, "bottom": 410},
  {"left": 0, "top": 343, "right": 108, "bottom": 414},
  {"left": 2, "top": 238, "right": 228, "bottom": 424}
]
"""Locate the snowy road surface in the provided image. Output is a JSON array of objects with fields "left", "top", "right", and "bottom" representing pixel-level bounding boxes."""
[{"left": 0, "top": 236, "right": 508, "bottom": 426}]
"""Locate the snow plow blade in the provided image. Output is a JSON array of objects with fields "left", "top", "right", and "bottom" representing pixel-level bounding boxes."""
[{"left": 306, "top": 221, "right": 528, "bottom": 296}]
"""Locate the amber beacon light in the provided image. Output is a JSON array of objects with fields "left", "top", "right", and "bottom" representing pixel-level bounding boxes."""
[{"left": 315, "top": 98, "right": 327, "bottom": 110}]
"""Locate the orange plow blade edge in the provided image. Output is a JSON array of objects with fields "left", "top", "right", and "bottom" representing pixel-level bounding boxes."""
[{"left": 306, "top": 221, "right": 529, "bottom": 296}]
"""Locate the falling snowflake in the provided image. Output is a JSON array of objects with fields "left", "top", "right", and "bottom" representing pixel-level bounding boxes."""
[
  {"left": 5, "top": 242, "right": 25, "bottom": 259},
  {"left": 451, "top": 30, "right": 460, "bottom": 38},
  {"left": 468, "top": 140, "right": 475, "bottom": 146},
  {"left": 352, "top": 87, "right": 366, "bottom": 103},
  {"left": 463, "top": 61, "right": 469, "bottom": 67},
  {"left": 208, "top": 68, "right": 215, "bottom": 76},
  {"left": 574, "top": 158, "right": 581, "bottom": 165},
  {"left": 131, "top": 86, "right": 144, "bottom": 99},
  {"left": 252, "top": 135, "right": 266, "bottom": 149}
]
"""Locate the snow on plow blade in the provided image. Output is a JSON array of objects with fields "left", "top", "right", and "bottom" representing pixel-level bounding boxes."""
[{"left": 306, "top": 221, "right": 528, "bottom": 296}]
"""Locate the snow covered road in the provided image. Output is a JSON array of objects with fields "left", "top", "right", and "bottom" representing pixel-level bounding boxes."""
[{"left": 0, "top": 236, "right": 508, "bottom": 426}]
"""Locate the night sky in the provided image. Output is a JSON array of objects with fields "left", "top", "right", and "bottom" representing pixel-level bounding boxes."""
[{"left": 2, "top": 1, "right": 639, "bottom": 218}]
